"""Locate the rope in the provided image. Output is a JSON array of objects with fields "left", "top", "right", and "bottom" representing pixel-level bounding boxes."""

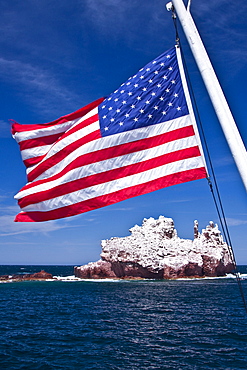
[
  {"left": 208, "top": 180, "right": 247, "bottom": 313},
  {"left": 171, "top": 6, "right": 179, "bottom": 46},
  {"left": 170, "top": 10, "right": 247, "bottom": 314},
  {"left": 187, "top": 0, "right": 192, "bottom": 12}
]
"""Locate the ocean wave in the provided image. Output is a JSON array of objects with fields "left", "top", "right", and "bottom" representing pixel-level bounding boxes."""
[
  {"left": 53, "top": 273, "right": 247, "bottom": 282},
  {"left": 1, "top": 273, "right": 246, "bottom": 284},
  {"left": 53, "top": 275, "right": 123, "bottom": 282},
  {"left": 170, "top": 273, "right": 247, "bottom": 281}
]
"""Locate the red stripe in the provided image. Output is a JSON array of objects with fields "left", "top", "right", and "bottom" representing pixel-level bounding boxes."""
[
  {"left": 27, "top": 125, "right": 195, "bottom": 183},
  {"left": 23, "top": 155, "right": 46, "bottom": 168},
  {"left": 22, "top": 114, "right": 100, "bottom": 168},
  {"left": 19, "top": 132, "right": 65, "bottom": 151},
  {"left": 11, "top": 98, "right": 104, "bottom": 134},
  {"left": 18, "top": 147, "right": 201, "bottom": 208},
  {"left": 55, "top": 113, "right": 100, "bottom": 142},
  {"left": 15, "top": 168, "right": 207, "bottom": 222},
  {"left": 27, "top": 130, "right": 101, "bottom": 182},
  {"left": 19, "top": 113, "right": 99, "bottom": 152}
]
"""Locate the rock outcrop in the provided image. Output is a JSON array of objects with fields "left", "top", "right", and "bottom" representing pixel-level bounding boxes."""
[
  {"left": 74, "top": 216, "right": 234, "bottom": 279},
  {"left": 0, "top": 270, "right": 53, "bottom": 282}
]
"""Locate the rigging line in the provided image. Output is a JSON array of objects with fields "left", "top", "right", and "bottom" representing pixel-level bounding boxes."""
[
  {"left": 179, "top": 44, "right": 234, "bottom": 256},
  {"left": 208, "top": 179, "right": 235, "bottom": 266},
  {"left": 182, "top": 47, "right": 247, "bottom": 315},
  {"left": 169, "top": 4, "right": 231, "bottom": 245},
  {"left": 208, "top": 180, "right": 247, "bottom": 313},
  {"left": 169, "top": 8, "right": 247, "bottom": 314},
  {"left": 170, "top": 9, "right": 228, "bottom": 238},
  {"left": 187, "top": 0, "right": 192, "bottom": 12},
  {"left": 171, "top": 5, "right": 180, "bottom": 45},
  {"left": 185, "top": 62, "right": 247, "bottom": 315}
]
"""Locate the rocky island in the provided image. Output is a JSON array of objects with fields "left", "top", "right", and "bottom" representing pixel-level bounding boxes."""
[
  {"left": 0, "top": 270, "right": 53, "bottom": 282},
  {"left": 74, "top": 216, "right": 234, "bottom": 279}
]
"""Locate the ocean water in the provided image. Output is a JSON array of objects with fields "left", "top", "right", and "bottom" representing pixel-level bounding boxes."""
[{"left": 0, "top": 266, "right": 247, "bottom": 370}]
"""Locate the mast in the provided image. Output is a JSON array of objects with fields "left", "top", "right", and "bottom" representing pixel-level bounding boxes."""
[{"left": 167, "top": 0, "right": 247, "bottom": 192}]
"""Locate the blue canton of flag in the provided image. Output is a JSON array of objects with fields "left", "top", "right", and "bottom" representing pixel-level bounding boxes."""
[{"left": 99, "top": 46, "right": 189, "bottom": 136}]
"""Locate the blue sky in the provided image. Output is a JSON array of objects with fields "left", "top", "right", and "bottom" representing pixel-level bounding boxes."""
[{"left": 1, "top": 0, "right": 247, "bottom": 265}]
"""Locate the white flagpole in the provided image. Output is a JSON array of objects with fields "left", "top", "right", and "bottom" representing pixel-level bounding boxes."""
[{"left": 167, "top": 0, "right": 247, "bottom": 192}]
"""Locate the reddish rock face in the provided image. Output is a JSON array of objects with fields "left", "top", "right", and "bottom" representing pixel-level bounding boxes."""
[
  {"left": 201, "top": 255, "right": 234, "bottom": 277},
  {"left": 74, "top": 261, "right": 164, "bottom": 279},
  {"left": 111, "top": 262, "right": 164, "bottom": 279},
  {"left": 0, "top": 270, "right": 54, "bottom": 282},
  {"left": 74, "top": 259, "right": 234, "bottom": 280},
  {"left": 29, "top": 270, "right": 53, "bottom": 279},
  {"left": 74, "top": 216, "right": 235, "bottom": 280},
  {"left": 74, "top": 261, "right": 117, "bottom": 279},
  {"left": 0, "top": 275, "right": 10, "bottom": 281}
]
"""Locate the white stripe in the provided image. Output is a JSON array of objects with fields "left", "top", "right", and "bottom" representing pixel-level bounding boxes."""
[
  {"left": 21, "top": 145, "right": 53, "bottom": 161},
  {"left": 14, "top": 107, "right": 99, "bottom": 143},
  {"left": 29, "top": 114, "right": 193, "bottom": 181},
  {"left": 65, "top": 107, "right": 98, "bottom": 131},
  {"left": 21, "top": 156, "right": 204, "bottom": 212},
  {"left": 14, "top": 121, "right": 75, "bottom": 144},
  {"left": 16, "top": 136, "right": 198, "bottom": 199},
  {"left": 26, "top": 119, "right": 100, "bottom": 175}
]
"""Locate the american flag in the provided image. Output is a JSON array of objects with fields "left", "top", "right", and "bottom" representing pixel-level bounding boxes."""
[{"left": 12, "top": 45, "right": 207, "bottom": 222}]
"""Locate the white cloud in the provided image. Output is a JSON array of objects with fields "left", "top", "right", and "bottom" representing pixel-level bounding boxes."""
[
  {"left": 0, "top": 193, "right": 11, "bottom": 201},
  {"left": 192, "top": 1, "right": 247, "bottom": 63},
  {"left": 0, "top": 58, "right": 80, "bottom": 117},
  {"left": 0, "top": 202, "right": 94, "bottom": 236},
  {"left": 0, "top": 204, "right": 78, "bottom": 236},
  {"left": 225, "top": 217, "right": 247, "bottom": 227},
  {"left": 0, "top": 120, "right": 12, "bottom": 138},
  {"left": 212, "top": 155, "right": 234, "bottom": 168},
  {"left": 81, "top": 0, "right": 169, "bottom": 45},
  {"left": 0, "top": 214, "right": 68, "bottom": 236}
]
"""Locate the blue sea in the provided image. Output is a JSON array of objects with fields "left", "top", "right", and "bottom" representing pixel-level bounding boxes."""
[{"left": 0, "top": 265, "right": 247, "bottom": 370}]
